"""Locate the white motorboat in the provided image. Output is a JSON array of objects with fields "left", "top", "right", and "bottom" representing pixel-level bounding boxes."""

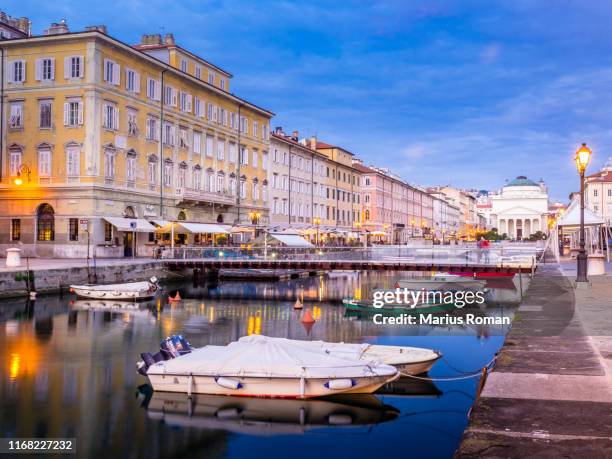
[
  {"left": 395, "top": 273, "right": 487, "bottom": 291},
  {"left": 70, "top": 277, "right": 159, "bottom": 300},
  {"left": 143, "top": 337, "right": 399, "bottom": 398},
  {"left": 239, "top": 335, "right": 441, "bottom": 375}
]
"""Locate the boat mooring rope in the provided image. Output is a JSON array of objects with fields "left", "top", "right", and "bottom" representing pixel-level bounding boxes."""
[{"left": 398, "top": 353, "right": 498, "bottom": 382}]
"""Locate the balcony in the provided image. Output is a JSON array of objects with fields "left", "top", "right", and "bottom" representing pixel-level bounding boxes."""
[{"left": 175, "top": 187, "right": 236, "bottom": 206}]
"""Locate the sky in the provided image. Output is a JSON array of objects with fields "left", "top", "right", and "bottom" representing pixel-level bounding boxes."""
[{"left": 8, "top": 0, "right": 612, "bottom": 201}]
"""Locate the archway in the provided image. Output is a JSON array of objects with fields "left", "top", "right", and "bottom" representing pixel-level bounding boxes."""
[
  {"left": 216, "top": 214, "right": 224, "bottom": 223},
  {"left": 37, "top": 203, "right": 55, "bottom": 241}
]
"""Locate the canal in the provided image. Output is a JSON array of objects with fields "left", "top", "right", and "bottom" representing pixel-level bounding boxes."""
[{"left": 0, "top": 271, "right": 523, "bottom": 458}]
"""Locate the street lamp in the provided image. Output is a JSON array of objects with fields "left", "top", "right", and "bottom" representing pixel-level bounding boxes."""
[
  {"left": 249, "top": 211, "right": 261, "bottom": 238},
  {"left": 575, "top": 142, "right": 592, "bottom": 283},
  {"left": 14, "top": 164, "right": 31, "bottom": 186},
  {"left": 313, "top": 216, "right": 321, "bottom": 246}
]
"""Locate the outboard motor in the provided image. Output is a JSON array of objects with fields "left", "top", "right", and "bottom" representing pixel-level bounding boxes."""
[{"left": 160, "top": 337, "right": 180, "bottom": 359}]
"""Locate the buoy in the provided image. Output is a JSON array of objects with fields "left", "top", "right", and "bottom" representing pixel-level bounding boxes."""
[
  {"left": 301, "top": 310, "right": 315, "bottom": 324},
  {"left": 394, "top": 281, "right": 400, "bottom": 289},
  {"left": 169, "top": 291, "right": 182, "bottom": 302},
  {"left": 294, "top": 298, "right": 303, "bottom": 310}
]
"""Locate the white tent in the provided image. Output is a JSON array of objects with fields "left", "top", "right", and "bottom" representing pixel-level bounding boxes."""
[
  {"left": 269, "top": 233, "right": 314, "bottom": 248},
  {"left": 556, "top": 199, "right": 604, "bottom": 228},
  {"left": 103, "top": 217, "right": 156, "bottom": 232}
]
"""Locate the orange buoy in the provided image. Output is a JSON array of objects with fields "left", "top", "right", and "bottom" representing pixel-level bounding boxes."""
[
  {"left": 301, "top": 310, "right": 315, "bottom": 324},
  {"left": 294, "top": 298, "right": 303, "bottom": 310},
  {"left": 169, "top": 291, "right": 182, "bottom": 302},
  {"left": 394, "top": 282, "right": 400, "bottom": 289}
]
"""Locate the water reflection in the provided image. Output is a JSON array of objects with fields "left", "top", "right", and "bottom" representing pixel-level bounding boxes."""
[{"left": 0, "top": 271, "right": 516, "bottom": 459}]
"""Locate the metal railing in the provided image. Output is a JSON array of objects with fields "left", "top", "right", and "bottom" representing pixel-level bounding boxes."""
[{"left": 160, "top": 243, "right": 540, "bottom": 268}]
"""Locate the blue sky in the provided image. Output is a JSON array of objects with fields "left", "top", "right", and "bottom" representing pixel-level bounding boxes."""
[{"left": 9, "top": 0, "right": 612, "bottom": 200}]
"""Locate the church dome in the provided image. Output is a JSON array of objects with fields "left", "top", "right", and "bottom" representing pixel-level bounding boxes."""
[{"left": 506, "top": 176, "right": 539, "bottom": 187}]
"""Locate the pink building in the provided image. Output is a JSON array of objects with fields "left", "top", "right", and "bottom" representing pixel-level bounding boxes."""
[{"left": 353, "top": 160, "right": 433, "bottom": 243}]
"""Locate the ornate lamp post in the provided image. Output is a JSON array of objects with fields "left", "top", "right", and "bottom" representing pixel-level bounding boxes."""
[
  {"left": 575, "top": 143, "right": 592, "bottom": 283},
  {"left": 13, "top": 164, "right": 31, "bottom": 186},
  {"left": 313, "top": 216, "right": 321, "bottom": 246}
]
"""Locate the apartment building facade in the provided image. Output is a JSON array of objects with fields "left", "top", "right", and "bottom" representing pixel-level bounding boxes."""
[
  {"left": 585, "top": 157, "right": 612, "bottom": 224},
  {"left": 0, "top": 25, "right": 272, "bottom": 257}
]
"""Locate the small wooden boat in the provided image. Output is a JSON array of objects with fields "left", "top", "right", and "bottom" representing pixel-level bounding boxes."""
[
  {"left": 342, "top": 297, "right": 456, "bottom": 315},
  {"left": 70, "top": 277, "right": 159, "bottom": 300},
  {"left": 142, "top": 337, "right": 399, "bottom": 398}
]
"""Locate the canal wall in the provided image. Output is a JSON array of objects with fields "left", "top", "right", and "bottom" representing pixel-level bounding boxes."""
[
  {"left": 456, "top": 263, "right": 612, "bottom": 457},
  {"left": 0, "top": 261, "right": 187, "bottom": 299}
]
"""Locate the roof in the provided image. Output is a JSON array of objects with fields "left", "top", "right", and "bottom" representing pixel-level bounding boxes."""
[
  {"left": 506, "top": 176, "right": 539, "bottom": 187},
  {"left": 315, "top": 140, "right": 355, "bottom": 156},
  {"left": 586, "top": 170, "right": 612, "bottom": 183},
  {"left": 133, "top": 42, "right": 233, "bottom": 78},
  {"left": 270, "top": 132, "right": 326, "bottom": 158},
  {"left": 351, "top": 163, "right": 374, "bottom": 173},
  {"left": 0, "top": 30, "right": 273, "bottom": 117}
]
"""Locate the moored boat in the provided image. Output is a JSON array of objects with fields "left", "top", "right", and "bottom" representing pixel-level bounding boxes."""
[
  {"left": 141, "top": 337, "right": 399, "bottom": 398},
  {"left": 342, "top": 297, "right": 456, "bottom": 315},
  {"left": 238, "top": 335, "right": 442, "bottom": 376},
  {"left": 70, "top": 277, "right": 159, "bottom": 300},
  {"left": 395, "top": 273, "right": 487, "bottom": 291}
]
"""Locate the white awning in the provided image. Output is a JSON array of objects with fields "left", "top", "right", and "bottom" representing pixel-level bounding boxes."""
[
  {"left": 103, "top": 217, "right": 156, "bottom": 232},
  {"left": 177, "top": 222, "right": 229, "bottom": 234},
  {"left": 151, "top": 219, "right": 170, "bottom": 227},
  {"left": 269, "top": 233, "right": 314, "bottom": 247}
]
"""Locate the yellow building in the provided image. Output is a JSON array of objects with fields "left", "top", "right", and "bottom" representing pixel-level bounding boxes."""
[{"left": 0, "top": 25, "right": 272, "bottom": 257}]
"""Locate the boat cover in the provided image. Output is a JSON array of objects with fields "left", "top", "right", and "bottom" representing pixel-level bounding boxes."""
[
  {"left": 147, "top": 335, "right": 396, "bottom": 379},
  {"left": 238, "top": 335, "right": 439, "bottom": 365},
  {"left": 70, "top": 281, "right": 152, "bottom": 292}
]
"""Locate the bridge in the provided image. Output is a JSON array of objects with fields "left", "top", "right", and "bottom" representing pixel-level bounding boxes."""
[{"left": 162, "top": 245, "right": 539, "bottom": 275}]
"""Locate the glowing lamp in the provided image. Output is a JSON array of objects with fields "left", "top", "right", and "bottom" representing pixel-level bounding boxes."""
[{"left": 575, "top": 143, "right": 592, "bottom": 174}]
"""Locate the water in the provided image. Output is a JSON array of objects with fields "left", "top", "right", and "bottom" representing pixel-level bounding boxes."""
[{"left": 0, "top": 272, "right": 521, "bottom": 459}]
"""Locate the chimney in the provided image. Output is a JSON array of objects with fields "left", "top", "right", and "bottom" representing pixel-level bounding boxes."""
[
  {"left": 140, "top": 34, "right": 162, "bottom": 45},
  {"left": 165, "top": 33, "right": 175, "bottom": 45},
  {"left": 44, "top": 19, "right": 69, "bottom": 35},
  {"left": 17, "top": 17, "right": 31, "bottom": 36},
  {"left": 85, "top": 25, "right": 107, "bottom": 34},
  {"left": 291, "top": 130, "right": 299, "bottom": 141},
  {"left": 309, "top": 135, "right": 317, "bottom": 149}
]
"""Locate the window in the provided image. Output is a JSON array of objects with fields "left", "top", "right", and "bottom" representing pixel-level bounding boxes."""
[
  {"left": 240, "top": 180, "right": 246, "bottom": 199},
  {"left": 195, "top": 66, "right": 202, "bottom": 79},
  {"left": 69, "top": 218, "right": 79, "bottom": 241},
  {"left": 36, "top": 58, "right": 55, "bottom": 81},
  {"left": 217, "top": 140, "right": 225, "bottom": 160},
  {"left": 230, "top": 112, "right": 237, "bottom": 129},
  {"left": 180, "top": 59, "right": 188, "bottom": 73},
  {"left": 148, "top": 158, "right": 157, "bottom": 186},
  {"left": 9, "top": 103, "right": 23, "bottom": 128},
  {"left": 179, "top": 127, "right": 189, "bottom": 148},
  {"left": 9, "top": 148, "right": 22, "bottom": 176},
  {"left": 63, "top": 100, "right": 83, "bottom": 127},
  {"left": 194, "top": 97, "right": 202, "bottom": 117},
  {"left": 66, "top": 145, "right": 80, "bottom": 177},
  {"left": 206, "top": 135, "right": 214, "bottom": 157},
  {"left": 125, "top": 68, "right": 140, "bottom": 92},
  {"left": 126, "top": 153, "right": 136, "bottom": 182},
  {"left": 263, "top": 183, "right": 268, "bottom": 201},
  {"left": 262, "top": 124, "right": 268, "bottom": 140},
  {"left": 253, "top": 121, "right": 258, "bottom": 137},
  {"left": 38, "top": 147, "right": 51, "bottom": 178},
  {"left": 262, "top": 152, "right": 268, "bottom": 170},
  {"left": 193, "top": 166, "right": 202, "bottom": 190},
  {"left": 104, "top": 59, "right": 120, "bottom": 85},
  {"left": 104, "top": 221, "right": 113, "bottom": 242},
  {"left": 240, "top": 116, "right": 248, "bottom": 133},
  {"left": 9, "top": 60, "right": 25, "bottom": 83},
  {"left": 179, "top": 92, "right": 192, "bottom": 112},
  {"left": 126, "top": 111, "right": 138, "bottom": 136},
  {"left": 147, "top": 77, "right": 160, "bottom": 100},
  {"left": 240, "top": 146, "right": 249, "bottom": 165},
  {"left": 608, "top": 189, "right": 612, "bottom": 197},
  {"left": 146, "top": 116, "right": 158, "bottom": 141},
  {"left": 208, "top": 72, "right": 215, "bottom": 84},
  {"left": 252, "top": 150, "right": 258, "bottom": 168},
  {"left": 253, "top": 181, "right": 259, "bottom": 200},
  {"left": 163, "top": 160, "right": 173, "bottom": 187},
  {"left": 165, "top": 85, "right": 177, "bottom": 106},
  {"left": 163, "top": 123, "right": 175, "bottom": 145},
  {"left": 11, "top": 219, "right": 21, "bottom": 241},
  {"left": 206, "top": 171, "right": 214, "bottom": 192},
  {"left": 193, "top": 132, "right": 202, "bottom": 154},
  {"left": 104, "top": 149, "right": 116, "bottom": 180},
  {"left": 64, "top": 56, "right": 83, "bottom": 79},
  {"left": 594, "top": 189, "right": 598, "bottom": 197},
  {"left": 178, "top": 164, "right": 187, "bottom": 188},
  {"left": 37, "top": 204, "right": 55, "bottom": 241},
  {"left": 220, "top": 78, "right": 226, "bottom": 90},
  {"left": 103, "top": 103, "right": 118, "bottom": 130},
  {"left": 229, "top": 143, "right": 237, "bottom": 163},
  {"left": 39, "top": 100, "right": 52, "bottom": 128}
]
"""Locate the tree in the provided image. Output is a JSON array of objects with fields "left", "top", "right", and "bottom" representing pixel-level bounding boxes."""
[{"left": 528, "top": 230, "right": 547, "bottom": 241}]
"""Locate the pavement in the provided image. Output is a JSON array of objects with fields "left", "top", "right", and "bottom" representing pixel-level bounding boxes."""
[
  {"left": 0, "top": 257, "right": 160, "bottom": 272},
  {"left": 456, "top": 263, "right": 612, "bottom": 458}
]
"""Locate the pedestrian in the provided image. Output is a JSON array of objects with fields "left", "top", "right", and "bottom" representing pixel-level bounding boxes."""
[{"left": 482, "top": 238, "right": 490, "bottom": 263}]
